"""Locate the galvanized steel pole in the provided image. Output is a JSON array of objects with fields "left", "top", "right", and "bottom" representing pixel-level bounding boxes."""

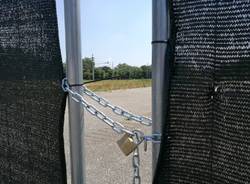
[
  {"left": 152, "top": 0, "right": 170, "bottom": 174},
  {"left": 64, "top": 0, "right": 85, "bottom": 183}
]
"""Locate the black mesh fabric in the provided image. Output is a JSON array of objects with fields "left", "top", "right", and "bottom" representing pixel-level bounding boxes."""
[
  {"left": 154, "top": 0, "right": 250, "bottom": 183},
  {"left": 0, "top": 1, "right": 67, "bottom": 183}
]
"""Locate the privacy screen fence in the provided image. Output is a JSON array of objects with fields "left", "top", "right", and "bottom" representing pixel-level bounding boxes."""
[
  {"left": 0, "top": 0, "right": 66, "bottom": 183},
  {"left": 154, "top": 0, "right": 250, "bottom": 184}
]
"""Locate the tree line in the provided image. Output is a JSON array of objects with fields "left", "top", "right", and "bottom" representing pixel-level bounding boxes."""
[{"left": 81, "top": 57, "right": 152, "bottom": 80}]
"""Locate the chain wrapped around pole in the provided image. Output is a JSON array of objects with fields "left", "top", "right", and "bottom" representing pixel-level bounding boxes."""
[
  {"left": 62, "top": 78, "right": 161, "bottom": 184},
  {"left": 62, "top": 78, "right": 161, "bottom": 140},
  {"left": 62, "top": 78, "right": 135, "bottom": 136}
]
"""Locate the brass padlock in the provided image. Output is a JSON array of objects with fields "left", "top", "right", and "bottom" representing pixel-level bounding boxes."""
[{"left": 117, "top": 133, "right": 138, "bottom": 156}]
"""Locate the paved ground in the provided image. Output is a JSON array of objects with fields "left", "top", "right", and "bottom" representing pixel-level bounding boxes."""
[{"left": 64, "top": 87, "right": 152, "bottom": 184}]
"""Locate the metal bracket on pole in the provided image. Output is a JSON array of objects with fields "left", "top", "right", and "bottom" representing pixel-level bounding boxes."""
[
  {"left": 64, "top": 0, "right": 85, "bottom": 183},
  {"left": 152, "top": 0, "right": 170, "bottom": 175}
]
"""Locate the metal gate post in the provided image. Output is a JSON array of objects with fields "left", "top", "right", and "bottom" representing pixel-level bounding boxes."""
[
  {"left": 64, "top": 0, "right": 85, "bottom": 183},
  {"left": 152, "top": 0, "right": 170, "bottom": 174}
]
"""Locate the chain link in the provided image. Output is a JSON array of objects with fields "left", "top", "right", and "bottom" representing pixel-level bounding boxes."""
[
  {"left": 80, "top": 85, "right": 152, "bottom": 126},
  {"left": 61, "top": 78, "right": 161, "bottom": 184},
  {"left": 132, "top": 131, "right": 141, "bottom": 184},
  {"left": 64, "top": 84, "right": 135, "bottom": 136},
  {"left": 62, "top": 78, "right": 161, "bottom": 140}
]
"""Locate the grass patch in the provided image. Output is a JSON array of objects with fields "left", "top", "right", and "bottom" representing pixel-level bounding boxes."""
[{"left": 86, "top": 79, "right": 152, "bottom": 91}]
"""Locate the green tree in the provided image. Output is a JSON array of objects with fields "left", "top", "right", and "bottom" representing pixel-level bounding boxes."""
[
  {"left": 94, "top": 67, "right": 105, "bottom": 80},
  {"left": 140, "top": 65, "right": 152, "bottom": 79},
  {"left": 101, "top": 66, "right": 113, "bottom": 78},
  {"left": 81, "top": 59, "right": 151, "bottom": 80},
  {"left": 82, "top": 57, "right": 94, "bottom": 80},
  {"left": 114, "top": 63, "right": 131, "bottom": 79},
  {"left": 131, "top": 67, "right": 143, "bottom": 79}
]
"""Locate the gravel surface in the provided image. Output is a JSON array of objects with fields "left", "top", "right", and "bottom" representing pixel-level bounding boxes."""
[{"left": 64, "top": 87, "right": 152, "bottom": 184}]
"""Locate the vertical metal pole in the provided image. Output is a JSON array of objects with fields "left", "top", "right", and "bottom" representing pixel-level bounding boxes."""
[
  {"left": 64, "top": 0, "right": 85, "bottom": 183},
  {"left": 152, "top": 0, "right": 170, "bottom": 174},
  {"left": 112, "top": 61, "right": 114, "bottom": 77},
  {"left": 92, "top": 54, "right": 95, "bottom": 81}
]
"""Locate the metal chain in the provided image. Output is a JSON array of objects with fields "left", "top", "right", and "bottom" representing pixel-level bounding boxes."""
[
  {"left": 132, "top": 131, "right": 141, "bottom": 184},
  {"left": 62, "top": 78, "right": 161, "bottom": 139},
  {"left": 62, "top": 78, "right": 161, "bottom": 140},
  {"left": 80, "top": 85, "right": 152, "bottom": 126},
  {"left": 62, "top": 78, "right": 161, "bottom": 184},
  {"left": 63, "top": 82, "right": 135, "bottom": 136}
]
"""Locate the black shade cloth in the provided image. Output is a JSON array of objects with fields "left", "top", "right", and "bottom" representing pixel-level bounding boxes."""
[
  {"left": 0, "top": 1, "right": 67, "bottom": 183},
  {"left": 154, "top": 0, "right": 250, "bottom": 183}
]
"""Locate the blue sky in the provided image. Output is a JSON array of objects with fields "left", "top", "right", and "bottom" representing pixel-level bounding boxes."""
[{"left": 56, "top": 0, "right": 152, "bottom": 67}]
